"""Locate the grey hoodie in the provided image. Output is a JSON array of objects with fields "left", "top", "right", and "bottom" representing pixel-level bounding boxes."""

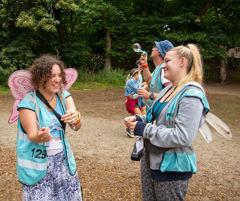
[{"left": 135, "top": 82, "right": 208, "bottom": 170}]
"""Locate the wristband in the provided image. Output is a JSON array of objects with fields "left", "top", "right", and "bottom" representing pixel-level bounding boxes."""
[
  {"left": 142, "top": 64, "right": 148, "bottom": 69},
  {"left": 73, "top": 112, "right": 81, "bottom": 125}
]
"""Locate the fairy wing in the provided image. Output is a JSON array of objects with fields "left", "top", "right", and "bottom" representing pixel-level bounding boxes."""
[
  {"left": 63, "top": 68, "right": 78, "bottom": 90},
  {"left": 199, "top": 122, "right": 213, "bottom": 143},
  {"left": 8, "top": 70, "right": 36, "bottom": 124},
  {"left": 8, "top": 68, "right": 78, "bottom": 124},
  {"left": 205, "top": 112, "right": 232, "bottom": 140}
]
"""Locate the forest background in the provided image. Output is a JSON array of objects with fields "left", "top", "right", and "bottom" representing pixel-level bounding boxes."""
[{"left": 0, "top": 0, "right": 240, "bottom": 91}]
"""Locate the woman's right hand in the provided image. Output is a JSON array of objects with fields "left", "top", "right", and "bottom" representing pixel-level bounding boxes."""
[
  {"left": 124, "top": 116, "right": 136, "bottom": 127},
  {"left": 38, "top": 127, "right": 52, "bottom": 142}
]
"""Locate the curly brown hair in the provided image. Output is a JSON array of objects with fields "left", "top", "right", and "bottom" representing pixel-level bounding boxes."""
[{"left": 29, "top": 54, "right": 67, "bottom": 89}]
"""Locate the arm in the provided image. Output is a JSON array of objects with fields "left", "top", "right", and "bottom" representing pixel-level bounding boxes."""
[
  {"left": 61, "top": 96, "right": 82, "bottom": 131},
  {"left": 139, "top": 53, "right": 152, "bottom": 85},
  {"left": 19, "top": 108, "right": 51, "bottom": 143},
  {"left": 137, "top": 88, "right": 159, "bottom": 100},
  {"left": 134, "top": 97, "right": 205, "bottom": 148},
  {"left": 142, "top": 68, "right": 152, "bottom": 86}
]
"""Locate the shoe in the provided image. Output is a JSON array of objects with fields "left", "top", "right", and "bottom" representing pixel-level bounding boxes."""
[{"left": 126, "top": 128, "right": 134, "bottom": 138}]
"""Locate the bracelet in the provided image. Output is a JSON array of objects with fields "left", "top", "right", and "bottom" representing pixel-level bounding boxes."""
[
  {"left": 72, "top": 112, "right": 81, "bottom": 125},
  {"left": 141, "top": 64, "right": 149, "bottom": 69},
  {"left": 73, "top": 119, "right": 80, "bottom": 126}
]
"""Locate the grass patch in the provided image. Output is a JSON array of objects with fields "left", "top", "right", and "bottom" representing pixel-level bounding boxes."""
[
  {"left": 0, "top": 86, "right": 10, "bottom": 94},
  {"left": 72, "top": 68, "right": 127, "bottom": 90}
]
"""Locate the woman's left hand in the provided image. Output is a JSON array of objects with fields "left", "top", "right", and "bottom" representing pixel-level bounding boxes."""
[{"left": 61, "top": 109, "right": 78, "bottom": 124}]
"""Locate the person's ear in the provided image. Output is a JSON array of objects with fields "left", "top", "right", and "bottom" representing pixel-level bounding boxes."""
[{"left": 180, "top": 57, "right": 186, "bottom": 67}]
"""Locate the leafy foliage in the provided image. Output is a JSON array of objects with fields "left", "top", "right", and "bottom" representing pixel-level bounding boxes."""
[{"left": 0, "top": 0, "right": 239, "bottom": 86}]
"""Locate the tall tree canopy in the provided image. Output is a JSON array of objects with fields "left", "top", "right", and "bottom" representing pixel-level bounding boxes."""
[{"left": 0, "top": 0, "right": 239, "bottom": 81}]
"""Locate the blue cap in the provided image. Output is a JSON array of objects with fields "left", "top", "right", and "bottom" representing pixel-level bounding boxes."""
[{"left": 155, "top": 40, "right": 174, "bottom": 58}]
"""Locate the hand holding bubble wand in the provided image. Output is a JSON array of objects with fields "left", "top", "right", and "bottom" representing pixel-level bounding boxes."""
[
  {"left": 133, "top": 43, "right": 146, "bottom": 55},
  {"left": 48, "top": 122, "right": 63, "bottom": 132}
]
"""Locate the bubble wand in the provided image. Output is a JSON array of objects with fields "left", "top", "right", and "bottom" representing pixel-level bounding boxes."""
[{"left": 133, "top": 43, "right": 146, "bottom": 55}]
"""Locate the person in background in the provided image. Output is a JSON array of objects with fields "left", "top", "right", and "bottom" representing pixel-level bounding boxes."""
[
  {"left": 125, "top": 44, "right": 210, "bottom": 200},
  {"left": 17, "top": 55, "right": 83, "bottom": 200},
  {"left": 135, "top": 59, "right": 147, "bottom": 115},
  {"left": 125, "top": 68, "right": 145, "bottom": 137},
  {"left": 138, "top": 40, "right": 174, "bottom": 112}
]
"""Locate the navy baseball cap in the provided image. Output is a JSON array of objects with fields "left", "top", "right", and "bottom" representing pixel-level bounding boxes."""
[{"left": 155, "top": 40, "right": 174, "bottom": 58}]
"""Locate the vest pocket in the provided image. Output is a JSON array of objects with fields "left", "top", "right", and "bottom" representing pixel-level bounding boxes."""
[{"left": 160, "top": 146, "right": 197, "bottom": 173}]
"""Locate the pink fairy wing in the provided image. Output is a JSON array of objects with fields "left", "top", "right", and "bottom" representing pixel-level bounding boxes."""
[
  {"left": 63, "top": 68, "right": 78, "bottom": 90},
  {"left": 8, "top": 70, "right": 36, "bottom": 124},
  {"left": 8, "top": 100, "right": 21, "bottom": 124},
  {"left": 8, "top": 70, "right": 36, "bottom": 100}
]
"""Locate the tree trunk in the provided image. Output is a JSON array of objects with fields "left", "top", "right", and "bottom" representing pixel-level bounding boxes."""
[
  {"left": 141, "top": 0, "right": 147, "bottom": 16},
  {"left": 196, "top": 0, "right": 215, "bottom": 21},
  {"left": 54, "top": 11, "right": 65, "bottom": 44},
  {"left": 104, "top": 29, "right": 111, "bottom": 71},
  {"left": 220, "top": 57, "right": 227, "bottom": 85}
]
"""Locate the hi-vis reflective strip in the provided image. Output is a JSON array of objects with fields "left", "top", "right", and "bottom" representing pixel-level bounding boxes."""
[
  {"left": 18, "top": 130, "right": 47, "bottom": 146},
  {"left": 18, "top": 158, "right": 47, "bottom": 171}
]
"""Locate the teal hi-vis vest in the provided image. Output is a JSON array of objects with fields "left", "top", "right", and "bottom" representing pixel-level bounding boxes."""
[
  {"left": 17, "top": 90, "right": 77, "bottom": 186},
  {"left": 160, "top": 85, "right": 210, "bottom": 173},
  {"left": 147, "top": 64, "right": 164, "bottom": 112}
]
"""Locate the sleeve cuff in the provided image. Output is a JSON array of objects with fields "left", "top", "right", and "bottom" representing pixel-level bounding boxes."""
[
  {"left": 134, "top": 121, "right": 146, "bottom": 136},
  {"left": 135, "top": 115, "right": 142, "bottom": 122}
]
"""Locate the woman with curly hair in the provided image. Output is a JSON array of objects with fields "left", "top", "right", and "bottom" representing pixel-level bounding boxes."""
[{"left": 17, "top": 54, "right": 82, "bottom": 200}]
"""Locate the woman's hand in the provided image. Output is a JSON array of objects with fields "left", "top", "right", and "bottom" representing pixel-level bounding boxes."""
[
  {"left": 141, "top": 82, "right": 148, "bottom": 89},
  {"left": 124, "top": 116, "right": 136, "bottom": 130},
  {"left": 61, "top": 109, "right": 78, "bottom": 125},
  {"left": 138, "top": 88, "right": 151, "bottom": 99},
  {"left": 140, "top": 52, "right": 148, "bottom": 65},
  {"left": 38, "top": 127, "right": 52, "bottom": 142}
]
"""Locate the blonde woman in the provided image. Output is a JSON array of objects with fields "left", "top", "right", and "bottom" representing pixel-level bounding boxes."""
[{"left": 125, "top": 44, "right": 210, "bottom": 200}]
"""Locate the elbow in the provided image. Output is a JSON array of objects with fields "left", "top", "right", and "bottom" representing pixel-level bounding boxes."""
[{"left": 172, "top": 131, "right": 194, "bottom": 147}]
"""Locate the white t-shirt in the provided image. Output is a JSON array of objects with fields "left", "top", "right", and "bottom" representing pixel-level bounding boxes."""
[{"left": 154, "top": 66, "right": 170, "bottom": 85}]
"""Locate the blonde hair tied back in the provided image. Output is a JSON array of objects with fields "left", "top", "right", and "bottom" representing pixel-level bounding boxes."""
[{"left": 168, "top": 44, "right": 203, "bottom": 95}]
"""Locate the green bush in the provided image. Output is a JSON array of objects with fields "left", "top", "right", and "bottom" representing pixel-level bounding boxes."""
[{"left": 0, "top": 66, "right": 17, "bottom": 87}]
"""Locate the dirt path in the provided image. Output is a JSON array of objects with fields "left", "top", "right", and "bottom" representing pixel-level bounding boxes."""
[{"left": 0, "top": 83, "right": 239, "bottom": 200}]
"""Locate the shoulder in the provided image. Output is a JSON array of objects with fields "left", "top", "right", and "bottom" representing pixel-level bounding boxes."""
[
  {"left": 17, "top": 91, "right": 35, "bottom": 111},
  {"left": 63, "top": 90, "right": 71, "bottom": 99},
  {"left": 127, "top": 78, "right": 136, "bottom": 84},
  {"left": 179, "top": 82, "right": 210, "bottom": 112}
]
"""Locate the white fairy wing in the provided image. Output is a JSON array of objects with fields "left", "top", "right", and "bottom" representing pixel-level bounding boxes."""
[
  {"left": 199, "top": 122, "right": 213, "bottom": 143},
  {"left": 205, "top": 112, "right": 232, "bottom": 140},
  {"left": 63, "top": 68, "right": 78, "bottom": 90}
]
